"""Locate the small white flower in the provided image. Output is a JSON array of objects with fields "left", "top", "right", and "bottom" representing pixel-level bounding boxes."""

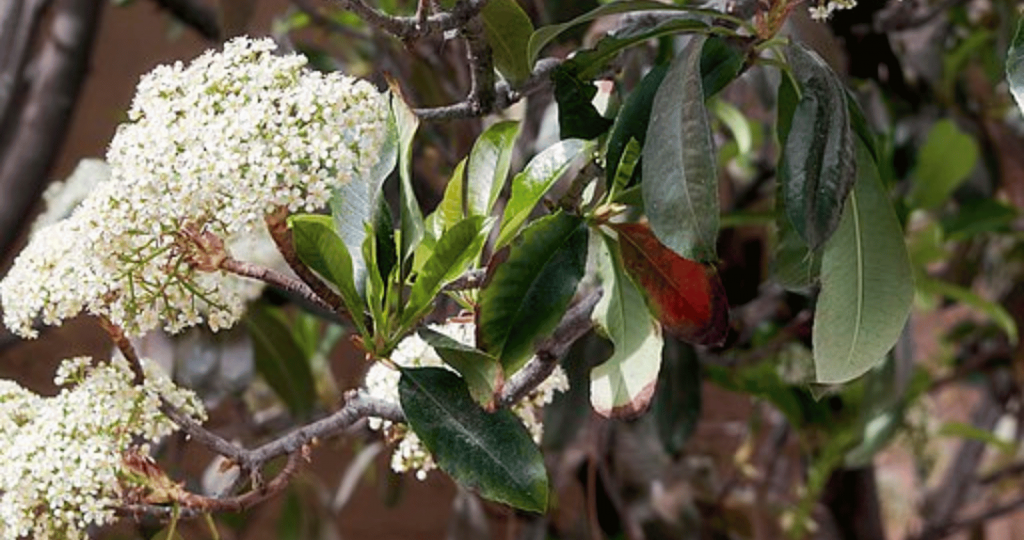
[
  {"left": 0, "top": 37, "right": 391, "bottom": 337},
  {"left": 362, "top": 320, "right": 569, "bottom": 480},
  {"left": 0, "top": 356, "right": 205, "bottom": 540}
]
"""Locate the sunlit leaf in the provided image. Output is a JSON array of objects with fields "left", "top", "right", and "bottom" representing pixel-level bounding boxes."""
[
  {"left": 813, "top": 141, "right": 914, "bottom": 383},
  {"left": 643, "top": 35, "right": 720, "bottom": 262},
  {"left": 403, "top": 216, "right": 490, "bottom": 327},
  {"left": 613, "top": 222, "right": 729, "bottom": 345},
  {"left": 1006, "top": 17, "right": 1024, "bottom": 115},
  {"left": 289, "top": 214, "right": 367, "bottom": 336},
  {"left": 590, "top": 232, "right": 664, "bottom": 418},
  {"left": 418, "top": 328, "right": 504, "bottom": 409},
  {"left": 466, "top": 121, "right": 521, "bottom": 217},
  {"left": 479, "top": 212, "right": 588, "bottom": 374},
  {"left": 495, "top": 139, "right": 592, "bottom": 249},
  {"left": 390, "top": 86, "right": 425, "bottom": 264},
  {"left": 399, "top": 367, "right": 548, "bottom": 512},
  {"left": 481, "top": 0, "right": 534, "bottom": 85}
]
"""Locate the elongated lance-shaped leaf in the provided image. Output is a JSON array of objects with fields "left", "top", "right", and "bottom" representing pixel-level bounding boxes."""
[
  {"left": 782, "top": 43, "right": 856, "bottom": 250},
  {"left": 330, "top": 97, "right": 398, "bottom": 296},
  {"left": 390, "top": 86, "right": 425, "bottom": 265},
  {"left": 606, "top": 64, "right": 668, "bottom": 189},
  {"left": 403, "top": 216, "right": 491, "bottom": 327},
  {"left": 289, "top": 214, "right": 368, "bottom": 336},
  {"left": 1006, "top": 17, "right": 1024, "bottom": 116},
  {"left": 246, "top": 304, "right": 317, "bottom": 419},
  {"left": 418, "top": 328, "right": 505, "bottom": 410},
  {"left": 643, "top": 35, "right": 720, "bottom": 262},
  {"left": 466, "top": 121, "right": 520, "bottom": 217},
  {"left": 479, "top": 212, "right": 588, "bottom": 374},
  {"left": 481, "top": 0, "right": 534, "bottom": 85},
  {"left": 399, "top": 367, "right": 548, "bottom": 512},
  {"left": 560, "top": 18, "right": 709, "bottom": 82},
  {"left": 590, "top": 232, "right": 665, "bottom": 419},
  {"left": 495, "top": 139, "right": 592, "bottom": 249},
  {"left": 773, "top": 73, "right": 820, "bottom": 289},
  {"left": 813, "top": 140, "right": 913, "bottom": 383}
]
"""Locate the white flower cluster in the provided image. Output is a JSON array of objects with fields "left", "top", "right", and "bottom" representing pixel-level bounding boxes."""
[
  {"left": 809, "top": 0, "right": 857, "bottom": 21},
  {"left": 362, "top": 321, "right": 569, "bottom": 480},
  {"left": 0, "top": 356, "right": 206, "bottom": 540},
  {"left": 1, "top": 36, "right": 391, "bottom": 338}
]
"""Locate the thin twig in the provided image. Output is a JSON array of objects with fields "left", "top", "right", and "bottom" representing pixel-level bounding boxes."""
[
  {"left": 220, "top": 256, "right": 335, "bottom": 314},
  {"left": 500, "top": 288, "right": 602, "bottom": 407},
  {"left": 412, "top": 57, "right": 561, "bottom": 121},
  {"left": 336, "top": 0, "right": 488, "bottom": 41},
  {"left": 96, "top": 316, "right": 146, "bottom": 385},
  {"left": 264, "top": 207, "right": 346, "bottom": 314},
  {"left": 461, "top": 16, "right": 495, "bottom": 116}
]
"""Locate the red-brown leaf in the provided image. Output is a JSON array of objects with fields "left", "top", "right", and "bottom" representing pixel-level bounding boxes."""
[{"left": 613, "top": 222, "right": 729, "bottom": 345}]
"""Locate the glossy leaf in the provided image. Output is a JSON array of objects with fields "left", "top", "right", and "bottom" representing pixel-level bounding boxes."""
[
  {"left": 246, "top": 304, "right": 317, "bottom": 418},
  {"left": 403, "top": 216, "right": 490, "bottom": 327},
  {"left": 479, "top": 212, "right": 588, "bottom": 374},
  {"left": 552, "top": 67, "right": 613, "bottom": 140},
  {"left": 813, "top": 141, "right": 914, "bottom": 383},
  {"left": 591, "top": 232, "right": 665, "bottom": 418},
  {"left": 373, "top": 194, "right": 398, "bottom": 290},
  {"left": 611, "top": 138, "right": 642, "bottom": 197},
  {"left": 289, "top": 214, "right": 368, "bottom": 336},
  {"left": 399, "top": 367, "right": 548, "bottom": 512},
  {"left": 558, "top": 18, "right": 709, "bottom": 81},
  {"left": 614, "top": 222, "right": 729, "bottom": 345},
  {"left": 434, "top": 158, "right": 468, "bottom": 236},
  {"left": 699, "top": 36, "right": 744, "bottom": 98},
  {"left": 782, "top": 43, "right": 856, "bottom": 249},
  {"left": 643, "top": 35, "right": 720, "bottom": 262},
  {"left": 527, "top": 0, "right": 729, "bottom": 64},
  {"left": 495, "top": 139, "right": 592, "bottom": 249},
  {"left": 605, "top": 64, "right": 668, "bottom": 189},
  {"left": 653, "top": 339, "right": 701, "bottom": 456},
  {"left": 907, "top": 119, "right": 978, "bottom": 210},
  {"left": 481, "top": 0, "right": 534, "bottom": 85},
  {"left": 1006, "top": 16, "right": 1024, "bottom": 115},
  {"left": 391, "top": 87, "right": 425, "bottom": 264},
  {"left": 773, "top": 72, "right": 820, "bottom": 289},
  {"left": 330, "top": 98, "right": 397, "bottom": 293},
  {"left": 466, "top": 121, "right": 521, "bottom": 217},
  {"left": 418, "top": 328, "right": 505, "bottom": 409}
]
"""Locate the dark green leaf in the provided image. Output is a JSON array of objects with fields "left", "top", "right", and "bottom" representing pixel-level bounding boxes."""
[
  {"left": 773, "top": 71, "right": 820, "bottom": 289},
  {"left": 907, "top": 119, "right": 979, "bottom": 210},
  {"left": 781, "top": 42, "right": 856, "bottom": 249},
  {"left": 330, "top": 101, "right": 398, "bottom": 294},
  {"left": 605, "top": 64, "right": 668, "bottom": 189},
  {"left": 418, "top": 328, "right": 505, "bottom": 409},
  {"left": 941, "top": 198, "right": 1018, "bottom": 240},
  {"left": 558, "top": 18, "right": 709, "bottom": 81},
  {"left": 479, "top": 212, "right": 588, "bottom": 374},
  {"left": 611, "top": 138, "right": 642, "bottom": 196},
  {"left": 496, "top": 139, "right": 592, "bottom": 249},
  {"left": 813, "top": 140, "right": 914, "bottom": 383},
  {"left": 700, "top": 35, "right": 744, "bottom": 97},
  {"left": 590, "top": 232, "right": 664, "bottom": 418},
  {"left": 552, "top": 67, "right": 613, "bottom": 140},
  {"left": 527, "top": 0, "right": 727, "bottom": 63},
  {"left": 289, "top": 214, "right": 368, "bottom": 336},
  {"left": 653, "top": 339, "right": 701, "bottom": 456},
  {"left": 373, "top": 193, "right": 398, "bottom": 289},
  {"left": 403, "top": 216, "right": 490, "bottom": 327},
  {"left": 399, "top": 367, "right": 548, "bottom": 512},
  {"left": 643, "top": 35, "right": 719, "bottom": 262},
  {"left": 467, "top": 121, "right": 521, "bottom": 217},
  {"left": 1006, "top": 17, "right": 1024, "bottom": 115},
  {"left": 246, "top": 304, "right": 317, "bottom": 418},
  {"left": 481, "top": 0, "right": 534, "bottom": 85}
]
